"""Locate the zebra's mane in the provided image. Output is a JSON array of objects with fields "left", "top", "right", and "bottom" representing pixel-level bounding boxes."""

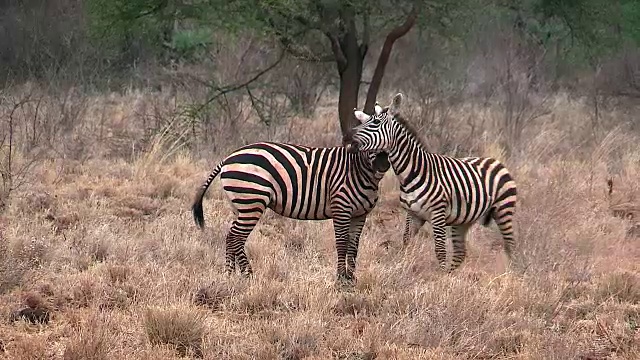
[{"left": 392, "top": 114, "right": 430, "bottom": 152}]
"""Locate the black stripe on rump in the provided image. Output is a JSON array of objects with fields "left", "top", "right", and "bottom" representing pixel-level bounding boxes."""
[
  {"left": 223, "top": 151, "right": 287, "bottom": 209},
  {"left": 221, "top": 172, "right": 275, "bottom": 194},
  {"left": 495, "top": 187, "right": 517, "bottom": 204},
  {"left": 229, "top": 197, "right": 269, "bottom": 208},
  {"left": 484, "top": 160, "right": 500, "bottom": 193},
  {"left": 250, "top": 143, "right": 300, "bottom": 216}
]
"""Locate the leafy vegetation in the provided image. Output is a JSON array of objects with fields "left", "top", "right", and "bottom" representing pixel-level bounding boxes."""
[{"left": 3, "top": 1, "right": 637, "bottom": 110}]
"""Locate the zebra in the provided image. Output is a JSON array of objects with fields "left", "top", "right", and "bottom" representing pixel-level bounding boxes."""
[
  {"left": 191, "top": 139, "right": 390, "bottom": 283},
  {"left": 347, "top": 93, "right": 518, "bottom": 272}
]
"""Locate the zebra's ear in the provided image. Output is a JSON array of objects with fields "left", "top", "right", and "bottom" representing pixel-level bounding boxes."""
[
  {"left": 354, "top": 110, "right": 371, "bottom": 124},
  {"left": 374, "top": 103, "right": 383, "bottom": 115},
  {"left": 389, "top": 93, "right": 403, "bottom": 116}
]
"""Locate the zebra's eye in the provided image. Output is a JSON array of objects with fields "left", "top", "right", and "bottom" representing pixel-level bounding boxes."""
[{"left": 372, "top": 117, "right": 380, "bottom": 125}]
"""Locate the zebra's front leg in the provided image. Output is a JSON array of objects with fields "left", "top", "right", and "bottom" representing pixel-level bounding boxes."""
[
  {"left": 431, "top": 211, "right": 449, "bottom": 272},
  {"left": 402, "top": 210, "right": 426, "bottom": 247},
  {"left": 332, "top": 216, "right": 352, "bottom": 283},
  {"left": 345, "top": 214, "right": 367, "bottom": 282}
]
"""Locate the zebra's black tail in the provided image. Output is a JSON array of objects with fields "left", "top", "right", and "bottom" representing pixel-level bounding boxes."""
[{"left": 192, "top": 161, "right": 224, "bottom": 229}]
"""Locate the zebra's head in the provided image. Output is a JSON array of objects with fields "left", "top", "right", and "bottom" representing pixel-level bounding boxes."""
[{"left": 347, "top": 93, "right": 403, "bottom": 154}]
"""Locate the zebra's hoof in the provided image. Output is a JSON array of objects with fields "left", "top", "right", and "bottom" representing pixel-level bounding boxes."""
[{"left": 336, "top": 274, "right": 356, "bottom": 288}]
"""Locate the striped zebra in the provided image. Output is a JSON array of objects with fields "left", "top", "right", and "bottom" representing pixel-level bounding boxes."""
[
  {"left": 347, "top": 93, "right": 517, "bottom": 272},
  {"left": 191, "top": 140, "right": 390, "bottom": 283}
]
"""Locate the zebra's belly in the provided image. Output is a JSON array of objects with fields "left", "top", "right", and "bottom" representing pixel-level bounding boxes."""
[
  {"left": 267, "top": 199, "right": 334, "bottom": 220},
  {"left": 399, "top": 193, "right": 430, "bottom": 217},
  {"left": 268, "top": 204, "right": 333, "bottom": 220},
  {"left": 350, "top": 201, "right": 377, "bottom": 218},
  {"left": 400, "top": 193, "right": 488, "bottom": 225},
  {"left": 270, "top": 180, "right": 334, "bottom": 220},
  {"left": 445, "top": 202, "right": 492, "bottom": 225}
]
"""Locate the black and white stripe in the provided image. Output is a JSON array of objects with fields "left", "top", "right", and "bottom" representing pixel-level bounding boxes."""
[
  {"left": 192, "top": 141, "right": 389, "bottom": 282},
  {"left": 348, "top": 93, "right": 517, "bottom": 272}
]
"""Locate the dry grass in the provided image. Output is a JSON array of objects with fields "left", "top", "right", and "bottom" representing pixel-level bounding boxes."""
[
  {"left": 0, "top": 90, "right": 639, "bottom": 359},
  {"left": 62, "top": 312, "right": 114, "bottom": 360},
  {"left": 144, "top": 306, "right": 206, "bottom": 357}
]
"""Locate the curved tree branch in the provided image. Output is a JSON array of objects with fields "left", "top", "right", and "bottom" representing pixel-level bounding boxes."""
[
  {"left": 363, "top": 5, "right": 418, "bottom": 114},
  {"left": 326, "top": 31, "right": 348, "bottom": 71}
]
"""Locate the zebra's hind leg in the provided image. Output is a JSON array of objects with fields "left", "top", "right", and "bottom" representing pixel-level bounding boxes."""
[
  {"left": 226, "top": 210, "right": 263, "bottom": 277},
  {"left": 493, "top": 209, "right": 517, "bottom": 272},
  {"left": 449, "top": 224, "right": 471, "bottom": 272},
  {"left": 224, "top": 231, "right": 238, "bottom": 275},
  {"left": 345, "top": 214, "right": 367, "bottom": 283}
]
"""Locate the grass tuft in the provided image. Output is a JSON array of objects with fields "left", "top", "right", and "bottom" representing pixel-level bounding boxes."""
[
  {"left": 595, "top": 271, "right": 640, "bottom": 303},
  {"left": 144, "top": 305, "right": 205, "bottom": 358},
  {"left": 62, "top": 314, "right": 113, "bottom": 360}
]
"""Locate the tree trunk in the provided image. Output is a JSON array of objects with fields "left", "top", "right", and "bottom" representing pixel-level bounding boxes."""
[
  {"left": 328, "top": 6, "right": 417, "bottom": 144},
  {"left": 337, "top": 17, "right": 364, "bottom": 144},
  {"left": 338, "top": 64, "right": 362, "bottom": 143},
  {"left": 326, "top": 7, "right": 364, "bottom": 145}
]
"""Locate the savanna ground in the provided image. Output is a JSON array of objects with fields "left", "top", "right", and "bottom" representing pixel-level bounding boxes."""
[{"left": 1, "top": 87, "right": 639, "bottom": 360}]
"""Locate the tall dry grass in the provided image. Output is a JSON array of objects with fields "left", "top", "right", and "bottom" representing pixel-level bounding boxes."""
[{"left": 0, "top": 87, "right": 639, "bottom": 359}]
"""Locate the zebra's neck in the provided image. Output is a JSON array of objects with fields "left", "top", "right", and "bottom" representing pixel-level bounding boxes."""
[
  {"left": 346, "top": 152, "right": 381, "bottom": 189},
  {"left": 388, "top": 126, "right": 434, "bottom": 190}
]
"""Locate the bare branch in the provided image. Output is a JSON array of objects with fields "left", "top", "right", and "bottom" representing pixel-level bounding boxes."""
[
  {"left": 311, "top": 0, "right": 348, "bottom": 69},
  {"left": 193, "top": 48, "right": 287, "bottom": 114},
  {"left": 262, "top": 8, "right": 335, "bottom": 64},
  {"left": 364, "top": 5, "right": 418, "bottom": 113},
  {"left": 233, "top": 37, "right": 258, "bottom": 80},
  {"left": 325, "top": 31, "right": 348, "bottom": 71},
  {"left": 285, "top": 45, "right": 335, "bottom": 63},
  {"left": 246, "top": 86, "right": 269, "bottom": 126}
]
